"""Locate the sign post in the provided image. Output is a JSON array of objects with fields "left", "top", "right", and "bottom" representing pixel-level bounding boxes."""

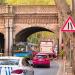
[
  {"left": 61, "top": 16, "right": 74, "bottom": 63},
  {"left": 61, "top": 16, "right": 75, "bottom": 32}
]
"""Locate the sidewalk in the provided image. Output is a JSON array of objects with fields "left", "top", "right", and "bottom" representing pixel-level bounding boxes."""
[
  {"left": 64, "top": 60, "right": 74, "bottom": 75},
  {"left": 57, "top": 58, "right": 74, "bottom": 75}
]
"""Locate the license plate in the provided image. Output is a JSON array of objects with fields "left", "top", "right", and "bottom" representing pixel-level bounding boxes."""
[{"left": 39, "top": 59, "right": 43, "bottom": 61}]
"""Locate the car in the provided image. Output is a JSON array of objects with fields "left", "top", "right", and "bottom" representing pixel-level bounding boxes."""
[
  {"left": 13, "top": 52, "right": 33, "bottom": 59},
  {"left": 32, "top": 51, "right": 38, "bottom": 57},
  {"left": 26, "top": 50, "right": 38, "bottom": 57},
  {"left": 32, "top": 53, "right": 50, "bottom": 67},
  {"left": 49, "top": 52, "right": 57, "bottom": 59},
  {"left": 0, "top": 56, "right": 34, "bottom": 75}
]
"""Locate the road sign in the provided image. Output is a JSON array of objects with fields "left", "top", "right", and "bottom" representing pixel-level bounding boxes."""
[{"left": 61, "top": 16, "right": 75, "bottom": 32}]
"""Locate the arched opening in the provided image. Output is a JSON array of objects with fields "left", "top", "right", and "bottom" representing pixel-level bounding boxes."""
[
  {"left": 14, "top": 27, "right": 59, "bottom": 52},
  {"left": 15, "top": 27, "right": 54, "bottom": 42},
  {"left": 0, "top": 33, "right": 4, "bottom": 53},
  {"left": 13, "top": 26, "right": 59, "bottom": 60}
]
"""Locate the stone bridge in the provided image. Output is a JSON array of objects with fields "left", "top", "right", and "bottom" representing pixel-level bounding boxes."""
[{"left": 0, "top": 5, "right": 61, "bottom": 55}]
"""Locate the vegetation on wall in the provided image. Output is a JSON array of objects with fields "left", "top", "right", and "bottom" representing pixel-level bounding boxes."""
[
  {"left": 5, "top": 0, "right": 55, "bottom": 5},
  {"left": 0, "top": 0, "right": 72, "bottom": 6}
]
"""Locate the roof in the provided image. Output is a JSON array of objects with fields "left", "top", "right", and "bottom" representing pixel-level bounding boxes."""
[
  {"left": 0, "top": 56, "right": 23, "bottom": 59},
  {"left": 36, "top": 52, "right": 49, "bottom": 55}
]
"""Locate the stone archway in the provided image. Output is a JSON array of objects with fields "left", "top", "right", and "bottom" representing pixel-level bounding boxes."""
[
  {"left": 14, "top": 26, "right": 58, "bottom": 53},
  {"left": 0, "top": 5, "right": 58, "bottom": 56},
  {"left": 15, "top": 26, "right": 54, "bottom": 42}
]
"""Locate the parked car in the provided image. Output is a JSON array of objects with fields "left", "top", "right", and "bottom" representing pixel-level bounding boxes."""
[
  {"left": 13, "top": 52, "right": 32, "bottom": 59},
  {"left": 49, "top": 52, "right": 57, "bottom": 59},
  {"left": 26, "top": 50, "right": 38, "bottom": 57},
  {"left": 32, "top": 52, "right": 50, "bottom": 67},
  {"left": 32, "top": 51, "right": 38, "bottom": 57},
  {"left": 0, "top": 56, "right": 34, "bottom": 75}
]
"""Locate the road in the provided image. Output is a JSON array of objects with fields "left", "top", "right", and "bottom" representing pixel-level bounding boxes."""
[{"left": 34, "top": 60, "right": 59, "bottom": 75}]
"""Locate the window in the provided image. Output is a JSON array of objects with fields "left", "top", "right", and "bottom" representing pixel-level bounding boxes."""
[
  {"left": 0, "top": 59, "right": 19, "bottom": 65},
  {"left": 36, "top": 55, "right": 47, "bottom": 58}
]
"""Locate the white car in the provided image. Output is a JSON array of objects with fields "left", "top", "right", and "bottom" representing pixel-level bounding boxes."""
[{"left": 0, "top": 56, "right": 34, "bottom": 75}]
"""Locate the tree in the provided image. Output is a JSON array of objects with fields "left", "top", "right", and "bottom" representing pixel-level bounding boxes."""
[
  {"left": 0, "top": 0, "right": 5, "bottom": 4},
  {"left": 4, "top": 0, "right": 55, "bottom": 5}
]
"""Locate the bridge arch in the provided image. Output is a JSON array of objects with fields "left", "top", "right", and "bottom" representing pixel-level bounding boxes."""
[{"left": 15, "top": 26, "right": 54, "bottom": 42}]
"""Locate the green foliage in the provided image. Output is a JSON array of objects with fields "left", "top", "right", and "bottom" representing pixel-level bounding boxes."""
[
  {"left": 4, "top": 0, "right": 55, "bottom": 5},
  {"left": 0, "top": 0, "right": 72, "bottom": 7},
  {"left": 0, "top": 0, "right": 5, "bottom": 4},
  {"left": 66, "top": 0, "right": 72, "bottom": 6},
  {"left": 27, "top": 31, "right": 55, "bottom": 44}
]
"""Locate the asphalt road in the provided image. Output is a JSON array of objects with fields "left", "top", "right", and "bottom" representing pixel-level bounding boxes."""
[{"left": 34, "top": 60, "right": 59, "bottom": 75}]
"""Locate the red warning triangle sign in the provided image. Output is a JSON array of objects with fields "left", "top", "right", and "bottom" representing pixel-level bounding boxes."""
[{"left": 61, "top": 16, "right": 75, "bottom": 32}]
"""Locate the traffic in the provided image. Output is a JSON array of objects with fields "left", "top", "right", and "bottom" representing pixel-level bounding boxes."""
[{"left": 0, "top": 40, "right": 58, "bottom": 75}]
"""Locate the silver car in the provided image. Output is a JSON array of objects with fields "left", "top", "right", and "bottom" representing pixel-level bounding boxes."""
[{"left": 0, "top": 56, "right": 34, "bottom": 75}]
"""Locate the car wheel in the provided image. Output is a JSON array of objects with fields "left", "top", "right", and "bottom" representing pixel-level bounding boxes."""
[{"left": 47, "top": 65, "right": 50, "bottom": 68}]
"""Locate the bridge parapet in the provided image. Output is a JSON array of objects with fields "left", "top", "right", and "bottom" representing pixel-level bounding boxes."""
[
  {"left": 14, "top": 5, "right": 58, "bottom": 14},
  {"left": 0, "top": 5, "right": 58, "bottom": 14},
  {"left": 0, "top": 5, "right": 9, "bottom": 14}
]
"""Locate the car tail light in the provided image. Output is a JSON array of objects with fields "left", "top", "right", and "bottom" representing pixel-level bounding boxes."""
[{"left": 11, "top": 69, "right": 24, "bottom": 74}]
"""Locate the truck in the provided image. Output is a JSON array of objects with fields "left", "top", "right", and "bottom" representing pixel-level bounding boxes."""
[{"left": 40, "top": 41, "right": 55, "bottom": 58}]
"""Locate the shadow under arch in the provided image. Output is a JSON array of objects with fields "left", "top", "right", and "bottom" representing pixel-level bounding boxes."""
[
  {"left": 0, "top": 33, "right": 4, "bottom": 53},
  {"left": 15, "top": 27, "right": 54, "bottom": 42}
]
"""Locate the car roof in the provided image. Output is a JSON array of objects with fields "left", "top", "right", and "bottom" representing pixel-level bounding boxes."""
[
  {"left": 36, "top": 52, "right": 49, "bottom": 55},
  {"left": 0, "top": 56, "right": 23, "bottom": 59}
]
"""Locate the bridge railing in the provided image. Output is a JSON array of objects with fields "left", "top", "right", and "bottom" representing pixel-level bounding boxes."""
[{"left": 0, "top": 5, "right": 58, "bottom": 14}]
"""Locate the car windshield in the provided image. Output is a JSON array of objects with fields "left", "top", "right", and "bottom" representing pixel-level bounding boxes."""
[
  {"left": 36, "top": 55, "right": 47, "bottom": 58},
  {"left": 0, "top": 59, "right": 19, "bottom": 65}
]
